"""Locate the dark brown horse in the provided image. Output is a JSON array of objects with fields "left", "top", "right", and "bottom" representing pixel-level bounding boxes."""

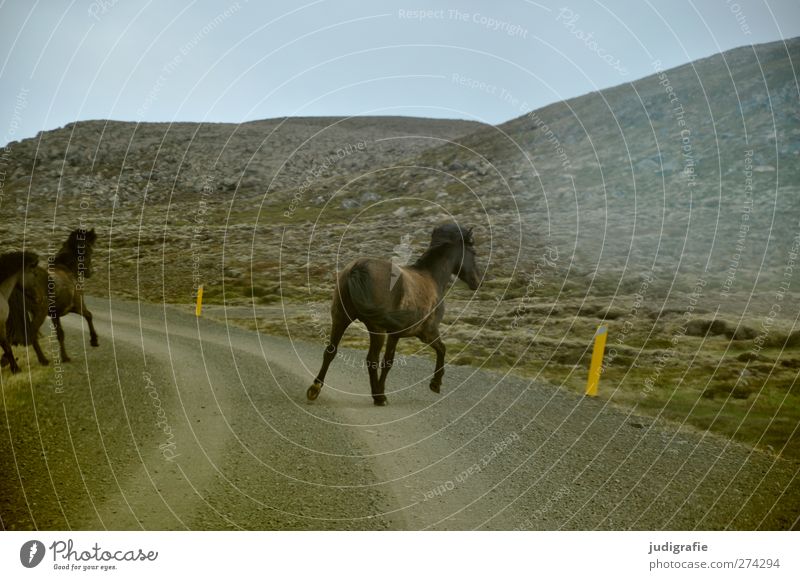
[
  {"left": 0, "top": 251, "right": 40, "bottom": 373},
  {"left": 5, "top": 265, "right": 49, "bottom": 366},
  {"left": 6, "top": 228, "right": 99, "bottom": 365},
  {"left": 307, "top": 223, "right": 481, "bottom": 406}
]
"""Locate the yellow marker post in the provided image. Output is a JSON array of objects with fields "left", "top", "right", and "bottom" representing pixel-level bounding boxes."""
[
  {"left": 585, "top": 325, "right": 607, "bottom": 397},
  {"left": 195, "top": 285, "right": 204, "bottom": 317}
]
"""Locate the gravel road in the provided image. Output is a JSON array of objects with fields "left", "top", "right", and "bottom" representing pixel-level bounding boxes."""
[{"left": 1, "top": 297, "right": 797, "bottom": 530}]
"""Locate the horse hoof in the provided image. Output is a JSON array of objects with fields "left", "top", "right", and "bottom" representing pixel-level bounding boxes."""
[
  {"left": 429, "top": 382, "right": 441, "bottom": 394},
  {"left": 39, "top": 359, "right": 50, "bottom": 367},
  {"left": 373, "top": 396, "right": 388, "bottom": 406},
  {"left": 91, "top": 341, "right": 99, "bottom": 347},
  {"left": 307, "top": 383, "right": 321, "bottom": 401}
]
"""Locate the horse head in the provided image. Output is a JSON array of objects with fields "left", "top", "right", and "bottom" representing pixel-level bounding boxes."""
[
  {"left": 61, "top": 227, "right": 97, "bottom": 279},
  {"left": 433, "top": 223, "right": 481, "bottom": 291}
]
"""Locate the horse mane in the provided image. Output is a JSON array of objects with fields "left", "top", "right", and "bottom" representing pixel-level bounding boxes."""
[
  {"left": 0, "top": 251, "right": 38, "bottom": 284},
  {"left": 54, "top": 228, "right": 97, "bottom": 272},
  {"left": 412, "top": 223, "right": 474, "bottom": 269}
]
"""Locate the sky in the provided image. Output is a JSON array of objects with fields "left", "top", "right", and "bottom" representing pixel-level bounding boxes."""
[{"left": 2, "top": 0, "right": 799, "bottom": 146}]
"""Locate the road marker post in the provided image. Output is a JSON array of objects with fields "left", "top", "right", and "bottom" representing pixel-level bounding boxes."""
[
  {"left": 585, "top": 325, "right": 607, "bottom": 397},
  {"left": 195, "top": 285, "right": 204, "bottom": 317}
]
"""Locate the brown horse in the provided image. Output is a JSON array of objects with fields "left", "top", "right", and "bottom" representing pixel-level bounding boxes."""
[
  {"left": 5, "top": 228, "right": 99, "bottom": 365},
  {"left": 5, "top": 265, "right": 49, "bottom": 366},
  {"left": 307, "top": 223, "right": 481, "bottom": 406},
  {"left": 0, "top": 251, "right": 40, "bottom": 373}
]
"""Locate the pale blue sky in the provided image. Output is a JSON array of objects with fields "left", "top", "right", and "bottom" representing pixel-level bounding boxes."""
[{"left": 2, "top": 0, "right": 799, "bottom": 145}]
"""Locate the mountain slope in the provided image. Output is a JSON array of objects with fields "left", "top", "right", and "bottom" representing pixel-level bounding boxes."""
[{"left": 1, "top": 115, "right": 486, "bottom": 208}]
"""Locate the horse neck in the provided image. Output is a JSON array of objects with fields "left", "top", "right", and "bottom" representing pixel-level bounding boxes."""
[
  {"left": 0, "top": 270, "right": 21, "bottom": 299},
  {"left": 415, "top": 248, "right": 458, "bottom": 293},
  {"left": 54, "top": 251, "right": 78, "bottom": 275}
]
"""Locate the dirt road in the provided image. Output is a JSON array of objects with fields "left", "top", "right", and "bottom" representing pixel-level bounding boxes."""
[{"left": 1, "top": 297, "right": 797, "bottom": 530}]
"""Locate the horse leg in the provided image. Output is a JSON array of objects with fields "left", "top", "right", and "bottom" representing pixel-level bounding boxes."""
[
  {"left": 79, "top": 298, "right": 99, "bottom": 347},
  {"left": 376, "top": 335, "right": 399, "bottom": 403},
  {"left": 307, "top": 314, "right": 350, "bottom": 401},
  {"left": 32, "top": 338, "right": 49, "bottom": 366},
  {"left": 366, "top": 329, "right": 386, "bottom": 406},
  {"left": 424, "top": 334, "right": 446, "bottom": 394},
  {"left": 53, "top": 316, "right": 70, "bottom": 362},
  {"left": 0, "top": 338, "right": 20, "bottom": 373}
]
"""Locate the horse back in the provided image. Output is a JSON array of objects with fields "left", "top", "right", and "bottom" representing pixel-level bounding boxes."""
[
  {"left": 332, "top": 258, "right": 393, "bottom": 318},
  {"left": 334, "top": 258, "right": 440, "bottom": 333}
]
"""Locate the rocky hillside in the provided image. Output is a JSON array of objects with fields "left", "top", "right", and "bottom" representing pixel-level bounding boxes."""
[{"left": 1, "top": 115, "right": 485, "bottom": 209}]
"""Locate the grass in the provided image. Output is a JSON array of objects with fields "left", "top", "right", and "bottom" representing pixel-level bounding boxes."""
[{"left": 0, "top": 353, "right": 56, "bottom": 412}]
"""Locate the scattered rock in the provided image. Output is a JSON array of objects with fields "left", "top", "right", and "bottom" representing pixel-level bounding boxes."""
[
  {"left": 731, "top": 326, "right": 758, "bottom": 340},
  {"left": 340, "top": 198, "right": 360, "bottom": 209},
  {"left": 685, "top": 318, "right": 757, "bottom": 340},
  {"left": 360, "top": 191, "right": 380, "bottom": 204},
  {"left": 784, "top": 330, "right": 800, "bottom": 347}
]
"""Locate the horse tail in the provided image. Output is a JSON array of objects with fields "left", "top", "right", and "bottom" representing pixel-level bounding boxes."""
[
  {"left": 6, "top": 285, "right": 34, "bottom": 345},
  {"left": 346, "top": 264, "right": 417, "bottom": 332}
]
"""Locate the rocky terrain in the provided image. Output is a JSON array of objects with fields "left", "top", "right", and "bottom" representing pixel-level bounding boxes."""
[{"left": 1, "top": 38, "right": 798, "bottom": 460}]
